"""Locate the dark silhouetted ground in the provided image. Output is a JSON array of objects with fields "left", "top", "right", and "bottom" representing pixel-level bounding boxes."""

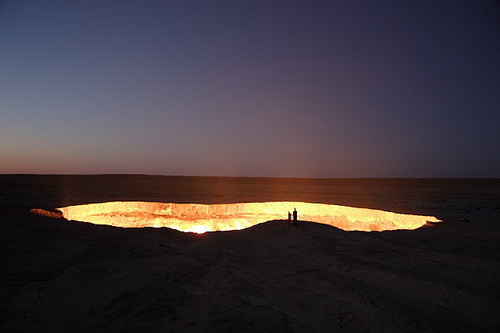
[{"left": 1, "top": 175, "right": 499, "bottom": 332}]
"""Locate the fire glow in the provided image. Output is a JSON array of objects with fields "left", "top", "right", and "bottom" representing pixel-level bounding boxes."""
[{"left": 56, "top": 201, "right": 441, "bottom": 233}]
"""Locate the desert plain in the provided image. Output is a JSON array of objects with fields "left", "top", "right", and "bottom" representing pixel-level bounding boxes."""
[{"left": 1, "top": 175, "right": 499, "bottom": 332}]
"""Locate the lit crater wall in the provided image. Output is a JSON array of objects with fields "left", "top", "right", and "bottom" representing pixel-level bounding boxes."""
[{"left": 57, "top": 201, "right": 441, "bottom": 233}]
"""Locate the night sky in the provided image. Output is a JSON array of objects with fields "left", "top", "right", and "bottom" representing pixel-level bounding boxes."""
[{"left": 1, "top": 0, "right": 499, "bottom": 177}]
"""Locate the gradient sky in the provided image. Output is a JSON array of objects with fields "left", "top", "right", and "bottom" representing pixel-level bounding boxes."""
[{"left": 1, "top": 0, "right": 499, "bottom": 177}]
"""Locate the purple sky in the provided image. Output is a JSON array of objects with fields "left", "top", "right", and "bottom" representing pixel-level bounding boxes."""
[{"left": 1, "top": 0, "right": 499, "bottom": 177}]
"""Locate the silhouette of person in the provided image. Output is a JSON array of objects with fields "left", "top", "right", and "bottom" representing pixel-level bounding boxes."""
[
  {"left": 293, "top": 208, "right": 298, "bottom": 226},
  {"left": 288, "top": 211, "right": 292, "bottom": 226}
]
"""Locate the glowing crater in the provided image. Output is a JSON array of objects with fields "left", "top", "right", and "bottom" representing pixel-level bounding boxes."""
[{"left": 57, "top": 201, "right": 441, "bottom": 233}]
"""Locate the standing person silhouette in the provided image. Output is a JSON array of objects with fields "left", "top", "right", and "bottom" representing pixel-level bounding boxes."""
[
  {"left": 293, "top": 208, "right": 298, "bottom": 226},
  {"left": 288, "top": 211, "right": 292, "bottom": 226}
]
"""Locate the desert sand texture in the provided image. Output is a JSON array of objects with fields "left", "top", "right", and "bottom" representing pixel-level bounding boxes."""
[{"left": 1, "top": 175, "right": 500, "bottom": 332}]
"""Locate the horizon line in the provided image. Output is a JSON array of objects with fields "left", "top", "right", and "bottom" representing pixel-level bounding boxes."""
[{"left": 1, "top": 173, "right": 498, "bottom": 180}]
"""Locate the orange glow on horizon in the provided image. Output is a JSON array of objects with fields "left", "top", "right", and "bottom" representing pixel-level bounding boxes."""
[{"left": 56, "top": 201, "right": 441, "bottom": 233}]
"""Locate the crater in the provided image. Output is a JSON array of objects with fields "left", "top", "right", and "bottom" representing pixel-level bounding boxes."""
[{"left": 56, "top": 201, "right": 441, "bottom": 233}]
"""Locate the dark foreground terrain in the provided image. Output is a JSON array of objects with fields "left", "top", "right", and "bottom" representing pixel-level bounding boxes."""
[{"left": 1, "top": 175, "right": 500, "bottom": 332}]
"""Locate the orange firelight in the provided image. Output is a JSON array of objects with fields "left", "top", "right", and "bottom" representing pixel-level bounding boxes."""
[{"left": 56, "top": 201, "right": 441, "bottom": 233}]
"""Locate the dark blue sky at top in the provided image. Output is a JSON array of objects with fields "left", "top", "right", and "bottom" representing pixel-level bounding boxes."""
[{"left": 1, "top": 0, "right": 499, "bottom": 177}]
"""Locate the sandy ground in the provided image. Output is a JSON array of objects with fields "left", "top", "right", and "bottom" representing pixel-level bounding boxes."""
[{"left": 1, "top": 175, "right": 499, "bottom": 332}]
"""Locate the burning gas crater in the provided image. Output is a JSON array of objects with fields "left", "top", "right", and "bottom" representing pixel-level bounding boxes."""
[{"left": 57, "top": 201, "right": 441, "bottom": 233}]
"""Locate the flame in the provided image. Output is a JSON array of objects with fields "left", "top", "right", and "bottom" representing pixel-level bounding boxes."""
[
  {"left": 187, "top": 225, "right": 210, "bottom": 234},
  {"left": 56, "top": 201, "right": 441, "bottom": 233}
]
